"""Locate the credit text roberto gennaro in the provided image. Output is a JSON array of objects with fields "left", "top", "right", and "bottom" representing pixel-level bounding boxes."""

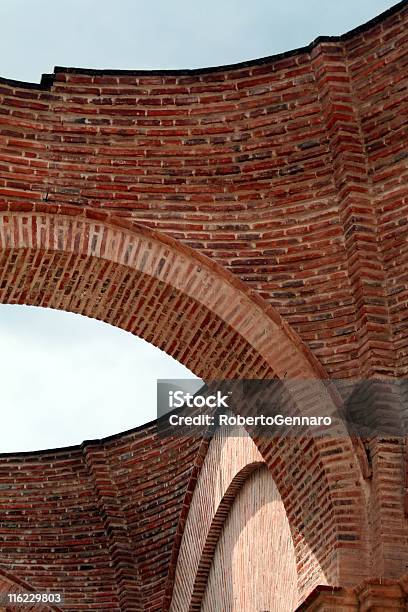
[{"left": 168, "top": 414, "right": 332, "bottom": 427}]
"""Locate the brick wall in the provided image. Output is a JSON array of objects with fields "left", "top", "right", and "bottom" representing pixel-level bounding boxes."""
[{"left": 0, "top": 2, "right": 406, "bottom": 610}]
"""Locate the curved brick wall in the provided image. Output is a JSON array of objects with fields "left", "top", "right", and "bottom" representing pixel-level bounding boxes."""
[
  {"left": 171, "top": 426, "right": 299, "bottom": 611},
  {"left": 201, "top": 466, "right": 298, "bottom": 611},
  {"left": 0, "top": 2, "right": 407, "bottom": 610},
  {"left": 0, "top": 2, "right": 406, "bottom": 381},
  {"left": 0, "top": 209, "right": 367, "bottom": 610}
]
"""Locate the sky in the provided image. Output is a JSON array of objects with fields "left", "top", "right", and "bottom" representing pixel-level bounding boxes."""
[
  {"left": 0, "top": 305, "right": 200, "bottom": 452},
  {"left": 0, "top": 0, "right": 399, "bottom": 451},
  {"left": 0, "top": 0, "right": 398, "bottom": 83}
]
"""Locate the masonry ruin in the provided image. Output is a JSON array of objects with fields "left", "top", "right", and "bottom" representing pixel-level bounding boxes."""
[{"left": 0, "top": 2, "right": 407, "bottom": 609}]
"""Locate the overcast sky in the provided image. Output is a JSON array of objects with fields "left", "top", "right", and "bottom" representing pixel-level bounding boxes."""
[
  {"left": 0, "top": 0, "right": 398, "bottom": 452},
  {"left": 0, "top": 305, "right": 200, "bottom": 452},
  {"left": 0, "top": 0, "right": 398, "bottom": 83}
]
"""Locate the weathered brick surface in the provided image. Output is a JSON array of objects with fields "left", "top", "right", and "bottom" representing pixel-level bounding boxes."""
[{"left": 0, "top": 2, "right": 406, "bottom": 610}]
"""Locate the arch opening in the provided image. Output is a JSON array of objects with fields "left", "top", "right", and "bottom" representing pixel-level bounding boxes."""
[
  {"left": 0, "top": 207, "right": 368, "bottom": 607},
  {"left": 0, "top": 303, "right": 198, "bottom": 452}
]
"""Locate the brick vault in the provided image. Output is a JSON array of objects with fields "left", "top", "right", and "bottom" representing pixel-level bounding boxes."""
[{"left": 0, "top": 2, "right": 407, "bottom": 610}]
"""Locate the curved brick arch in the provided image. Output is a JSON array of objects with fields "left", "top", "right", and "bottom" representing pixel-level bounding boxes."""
[
  {"left": 0, "top": 203, "right": 330, "bottom": 380},
  {"left": 170, "top": 427, "right": 300, "bottom": 611},
  {"left": 170, "top": 427, "right": 269, "bottom": 611},
  {"left": 190, "top": 462, "right": 268, "bottom": 610},
  {"left": 0, "top": 2, "right": 405, "bottom": 606},
  {"left": 201, "top": 465, "right": 300, "bottom": 611},
  {"left": 0, "top": 205, "right": 369, "bottom": 608},
  {"left": 0, "top": 0, "right": 405, "bottom": 385}
]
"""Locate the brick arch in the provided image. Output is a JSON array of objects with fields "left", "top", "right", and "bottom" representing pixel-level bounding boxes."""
[
  {"left": 0, "top": 203, "right": 332, "bottom": 381},
  {"left": 201, "top": 465, "right": 300, "bottom": 611},
  {"left": 170, "top": 427, "right": 301, "bottom": 611},
  {"left": 0, "top": 2, "right": 404, "bottom": 606},
  {"left": 189, "top": 461, "right": 265, "bottom": 610},
  {"left": 0, "top": 205, "right": 368, "bottom": 606},
  {"left": 170, "top": 427, "right": 267, "bottom": 611},
  {"left": 0, "top": 568, "right": 63, "bottom": 612}
]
